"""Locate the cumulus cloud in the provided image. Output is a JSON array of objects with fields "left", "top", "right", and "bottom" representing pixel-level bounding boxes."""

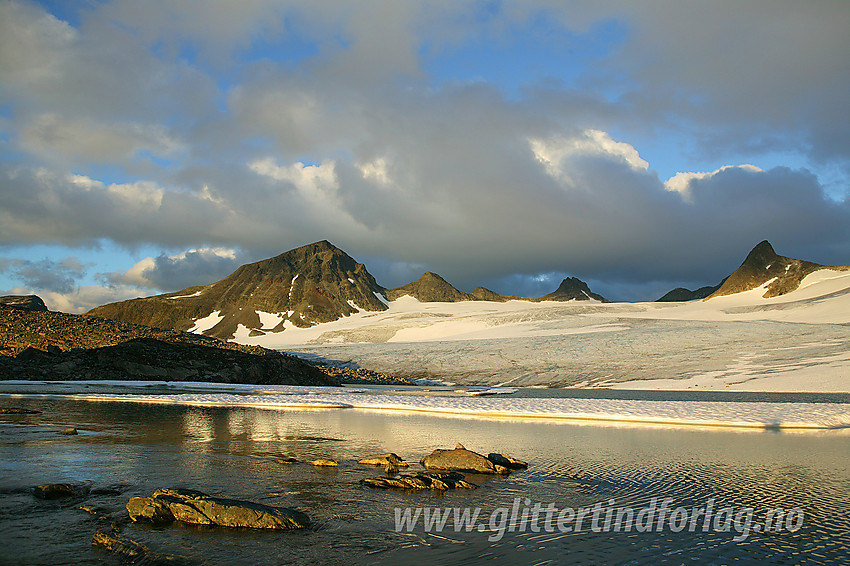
[
  {"left": 0, "top": 257, "right": 87, "bottom": 294},
  {"left": 0, "top": 1, "right": 847, "bottom": 303},
  {"left": 101, "top": 247, "right": 244, "bottom": 291},
  {"left": 0, "top": 284, "right": 151, "bottom": 314},
  {"left": 19, "top": 114, "right": 185, "bottom": 164}
]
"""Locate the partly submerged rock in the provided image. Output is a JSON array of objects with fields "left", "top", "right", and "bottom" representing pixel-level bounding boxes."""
[
  {"left": 58, "top": 427, "right": 78, "bottom": 435},
  {"left": 93, "top": 530, "right": 193, "bottom": 565},
  {"left": 487, "top": 453, "right": 528, "bottom": 470},
  {"left": 420, "top": 445, "right": 513, "bottom": 475},
  {"left": 361, "top": 471, "right": 477, "bottom": 491},
  {"left": 33, "top": 483, "right": 90, "bottom": 499},
  {"left": 358, "top": 453, "right": 408, "bottom": 468},
  {"left": 309, "top": 459, "right": 338, "bottom": 467},
  {"left": 126, "top": 488, "right": 309, "bottom": 530}
]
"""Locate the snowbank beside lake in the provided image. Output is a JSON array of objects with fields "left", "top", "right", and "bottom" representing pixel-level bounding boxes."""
[{"left": 38, "top": 388, "right": 850, "bottom": 430}]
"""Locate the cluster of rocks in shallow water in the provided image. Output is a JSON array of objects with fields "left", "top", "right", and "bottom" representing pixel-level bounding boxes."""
[
  {"left": 359, "top": 444, "right": 528, "bottom": 491},
  {"left": 30, "top": 443, "right": 526, "bottom": 561},
  {"left": 362, "top": 471, "right": 478, "bottom": 491}
]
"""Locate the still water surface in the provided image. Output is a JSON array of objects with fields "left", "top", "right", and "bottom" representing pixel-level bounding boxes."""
[{"left": 1, "top": 395, "right": 848, "bottom": 565}]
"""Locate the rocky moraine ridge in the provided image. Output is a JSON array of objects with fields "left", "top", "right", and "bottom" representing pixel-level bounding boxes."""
[{"left": 0, "top": 298, "right": 339, "bottom": 385}]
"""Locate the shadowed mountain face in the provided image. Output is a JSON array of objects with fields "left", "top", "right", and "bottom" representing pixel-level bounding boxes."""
[
  {"left": 707, "top": 240, "right": 839, "bottom": 299},
  {"left": 657, "top": 282, "right": 723, "bottom": 302},
  {"left": 386, "top": 272, "right": 475, "bottom": 302},
  {"left": 88, "top": 241, "right": 388, "bottom": 339},
  {"left": 0, "top": 295, "right": 48, "bottom": 311},
  {"left": 539, "top": 277, "right": 608, "bottom": 302}
]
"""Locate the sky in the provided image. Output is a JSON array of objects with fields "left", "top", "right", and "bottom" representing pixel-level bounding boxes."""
[{"left": 1, "top": 0, "right": 849, "bottom": 311}]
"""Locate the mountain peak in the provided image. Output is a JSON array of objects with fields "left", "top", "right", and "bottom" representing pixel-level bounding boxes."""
[
  {"left": 741, "top": 240, "right": 779, "bottom": 267},
  {"left": 540, "top": 277, "right": 607, "bottom": 302},
  {"left": 707, "top": 240, "right": 826, "bottom": 299},
  {"left": 89, "top": 241, "right": 388, "bottom": 339},
  {"left": 386, "top": 272, "right": 473, "bottom": 302}
]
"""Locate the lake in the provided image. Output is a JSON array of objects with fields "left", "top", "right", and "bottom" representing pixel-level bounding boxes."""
[{"left": 1, "top": 392, "right": 848, "bottom": 565}]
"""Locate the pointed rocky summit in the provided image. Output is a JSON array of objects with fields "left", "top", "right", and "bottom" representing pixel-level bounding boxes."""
[
  {"left": 540, "top": 277, "right": 608, "bottom": 302},
  {"left": 88, "top": 241, "right": 389, "bottom": 339},
  {"left": 706, "top": 240, "right": 831, "bottom": 299}
]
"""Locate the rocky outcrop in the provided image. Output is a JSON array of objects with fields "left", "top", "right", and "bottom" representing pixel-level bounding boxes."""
[
  {"left": 358, "top": 453, "right": 409, "bottom": 468},
  {"left": 0, "top": 303, "right": 339, "bottom": 386},
  {"left": 88, "top": 241, "right": 389, "bottom": 339},
  {"left": 361, "top": 471, "right": 477, "bottom": 491},
  {"left": 420, "top": 444, "right": 525, "bottom": 475},
  {"left": 93, "top": 530, "right": 194, "bottom": 564},
  {"left": 707, "top": 240, "right": 847, "bottom": 299},
  {"left": 539, "top": 277, "right": 607, "bottom": 302},
  {"left": 126, "top": 488, "right": 310, "bottom": 530},
  {"left": 0, "top": 295, "right": 48, "bottom": 311},
  {"left": 470, "top": 287, "right": 524, "bottom": 302},
  {"left": 33, "top": 483, "right": 90, "bottom": 499},
  {"left": 309, "top": 459, "right": 338, "bottom": 467},
  {"left": 487, "top": 453, "right": 528, "bottom": 470}
]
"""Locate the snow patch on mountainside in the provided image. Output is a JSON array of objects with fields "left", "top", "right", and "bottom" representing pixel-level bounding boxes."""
[{"left": 188, "top": 310, "right": 223, "bottom": 334}]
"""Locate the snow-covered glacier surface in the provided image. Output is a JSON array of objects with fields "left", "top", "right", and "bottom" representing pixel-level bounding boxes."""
[{"left": 228, "top": 270, "right": 850, "bottom": 392}]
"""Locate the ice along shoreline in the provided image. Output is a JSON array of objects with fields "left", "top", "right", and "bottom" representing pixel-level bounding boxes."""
[{"left": 3, "top": 381, "right": 849, "bottom": 431}]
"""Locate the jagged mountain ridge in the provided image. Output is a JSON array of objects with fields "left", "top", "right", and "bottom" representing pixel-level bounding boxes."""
[
  {"left": 89, "top": 240, "right": 388, "bottom": 339},
  {"left": 88, "top": 240, "right": 608, "bottom": 339},
  {"left": 385, "top": 272, "right": 607, "bottom": 303}
]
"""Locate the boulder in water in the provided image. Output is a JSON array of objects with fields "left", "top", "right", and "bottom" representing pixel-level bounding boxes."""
[{"left": 126, "top": 488, "right": 309, "bottom": 530}]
